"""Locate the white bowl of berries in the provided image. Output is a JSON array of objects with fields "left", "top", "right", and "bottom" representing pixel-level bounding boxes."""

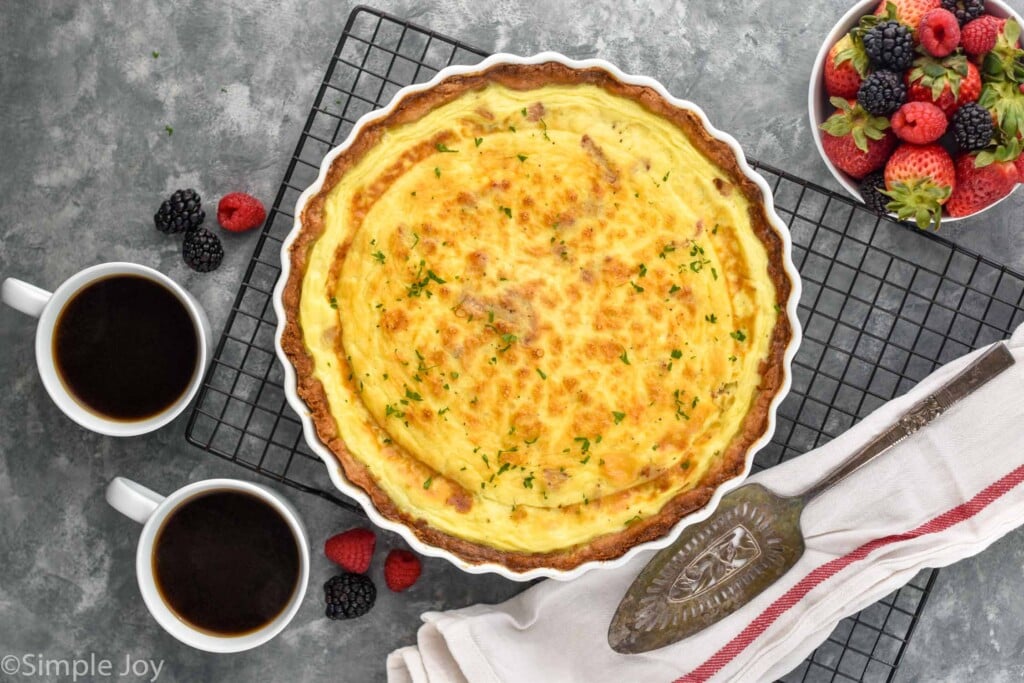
[{"left": 810, "top": 0, "right": 1024, "bottom": 229}]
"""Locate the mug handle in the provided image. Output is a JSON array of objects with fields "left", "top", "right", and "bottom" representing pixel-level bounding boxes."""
[
  {"left": 106, "top": 477, "right": 166, "bottom": 524},
  {"left": 1, "top": 278, "right": 52, "bottom": 318}
]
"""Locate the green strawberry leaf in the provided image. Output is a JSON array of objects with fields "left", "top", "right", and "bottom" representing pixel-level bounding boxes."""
[
  {"left": 882, "top": 179, "right": 952, "bottom": 231},
  {"left": 975, "top": 150, "right": 997, "bottom": 168},
  {"left": 1005, "top": 19, "right": 1021, "bottom": 48},
  {"left": 820, "top": 100, "right": 889, "bottom": 153}
]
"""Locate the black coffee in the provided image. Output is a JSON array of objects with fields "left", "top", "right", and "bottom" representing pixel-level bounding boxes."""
[
  {"left": 153, "top": 490, "right": 301, "bottom": 636},
  {"left": 53, "top": 275, "right": 198, "bottom": 421}
]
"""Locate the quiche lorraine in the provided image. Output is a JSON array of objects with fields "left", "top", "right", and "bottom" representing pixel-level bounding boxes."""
[{"left": 280, "top": 58, "right": 797, "bottom": 574}]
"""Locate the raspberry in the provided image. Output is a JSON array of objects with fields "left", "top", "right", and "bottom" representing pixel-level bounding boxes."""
[
  {"left": 891, "top": 102, "right": 949, "bottom": 144},
  {"left": 324, "top": 528, "right": 376, "bottom": 574},
  {"left": 960, "top": 16, "right": 1003, "bottom": 57},
  {"left": 918, "top": 9, "right": 961, "bottom": 57},
  {"left": 383, "top": 549, "right": 422, "bottom": 592},
  {"left": 217, "top": 192, "right": 267, "bottom": 233}
]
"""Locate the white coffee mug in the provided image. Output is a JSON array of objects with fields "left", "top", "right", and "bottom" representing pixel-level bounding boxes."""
[
  {"left": 105, "top": 476, "right": 310, "bottom": 653},
  {"left": 1, "top": 262, "right": 212, "bottom": 436}
]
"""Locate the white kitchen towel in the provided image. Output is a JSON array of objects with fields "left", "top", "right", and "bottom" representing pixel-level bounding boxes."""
[{"left": 387, "top": 324, "right": 1024, "bottom": 683}]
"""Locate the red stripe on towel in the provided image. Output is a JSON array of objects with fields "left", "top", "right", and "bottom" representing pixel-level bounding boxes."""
[{"left": 676, "top": 463, "right": 1024, "bottom": 683}]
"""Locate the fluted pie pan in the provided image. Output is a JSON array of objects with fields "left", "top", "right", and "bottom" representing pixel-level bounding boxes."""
[{"left": 273, "top": 52, "right": 802, "bottom": 581}]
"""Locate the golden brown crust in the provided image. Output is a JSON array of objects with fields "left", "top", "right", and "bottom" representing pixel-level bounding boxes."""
[{"left": 280, "top": 60, "right": 794, "bottom": 573}]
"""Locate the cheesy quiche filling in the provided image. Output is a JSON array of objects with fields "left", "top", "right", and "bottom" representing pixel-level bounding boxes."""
[{"left": 298, "top": 82, "right": 779, "bottom": 553}]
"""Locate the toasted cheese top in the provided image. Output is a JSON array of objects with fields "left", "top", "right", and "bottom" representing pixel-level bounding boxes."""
[{"left": 298, "top": 82, "right": 779, "bottom": 553}]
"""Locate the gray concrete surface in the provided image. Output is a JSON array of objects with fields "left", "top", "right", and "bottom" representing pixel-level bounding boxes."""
[{"left": 1, "top": 1, "right": 1022, "bottom": 681}]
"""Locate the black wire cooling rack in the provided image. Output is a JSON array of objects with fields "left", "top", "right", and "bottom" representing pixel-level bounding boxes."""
[{"left": 186, "top": 6, "right": 1024, "bottom": 681}]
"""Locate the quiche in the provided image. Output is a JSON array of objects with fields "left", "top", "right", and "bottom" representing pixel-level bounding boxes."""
[{"left": 281, "top": 60, "right": 795, "bottom": 573}]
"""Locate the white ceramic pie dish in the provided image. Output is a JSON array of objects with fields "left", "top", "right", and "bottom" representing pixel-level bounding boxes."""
[{"left": 272, "top": 51, "right": 803, "bottom": 582}]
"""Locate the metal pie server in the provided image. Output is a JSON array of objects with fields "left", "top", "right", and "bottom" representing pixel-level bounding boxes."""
[{"left": 608, "top": 342, "right": 1015, "bottom": 655}]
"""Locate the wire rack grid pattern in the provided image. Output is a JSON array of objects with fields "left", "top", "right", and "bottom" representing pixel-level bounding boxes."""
[{"left": 185, "top": 7, "right": 1024, "bottom": 682}]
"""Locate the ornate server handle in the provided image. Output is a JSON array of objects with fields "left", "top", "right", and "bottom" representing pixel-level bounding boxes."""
[{"left": 798, "top": 343, "right": 1014, "bottom": 505}]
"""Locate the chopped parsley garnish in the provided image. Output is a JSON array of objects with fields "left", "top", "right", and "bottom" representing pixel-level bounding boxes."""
[
  {"left": 523, "top": 474, "right": 535, "bottom": 489},
  {"left": 405, "top": 387, "right": 423, "bottom": 401},
  {"left": 524, "top": 436, "right": 539, "bottom": 445},
  {"left": 482, "top": 454, "right": 490, "bottom": 468},
  {"left": 659, "top": 244, "right": 676, "bottom": 259},
  {"left": 508, "top": 125, "right": 517, "bottom": 132},
  {"left": 385, "top": 404, "right": 405, "bottom": 418},
  {"left": 434, "top": 167, "right": 441, "bottom": 178},
  {"left": 439, "top": 407, "right": 450, "bottom": 415},
  {"left": 580, "top": 455, "right": 591, "bottom": 465},
  {"left": 663, "top": 170, "right": 671, "bottom": 182},
  {"left": 521, "top": 107, "right": 528, "bottom": 117},
  {"left": 673, "top": 389, "right": 691, "bottom": 421},
  {"left": 497, "top": 462, "right": 512, "bottom": 476},
  {"left": 423, "top": 477, "right": 433, "bottom": 489},
  {"left": 164, "top": 125, "right": 174, "bottom": 136},
  {"left": 638, "top": 263, "right": 648, "bottom": 277},
  {"left": 407, "top": 260, "right": 446, "bottom": 298},
  {"left": 540, "top": 118, "right": 551, "bottom": 141},
  {"left": 499, "top": 205, "right": 513, "bottom": 218},
  {"left": 372, "top": 250, "right": 386, "bottom": 264},
  {"left": 612, "top": 410, "right": 626, "bottom": 424},
  {"left": 498, "top": 333, "right": 518, "bottom": 351},
  {"left": 474, "top": 137, "right": 483, "bottom": 147},
  {"left": 705, "top": 313, "right": 717, "bottom": 323},
  {"left": 574, "top": 436, "right": 591, "bottom": 453},
  {"left": 517, "top": 154, "right": 528, "bottom": 162},
  {"left": 670, "top": 349, "right": 682, "bottom": 360},
  {"left": 536, "top": 368, "right": 547, "bottom": 380},
  {"left": 730, "top": 329, "right": 747, "bottom": 342},
  {"left": 630, "top": 280, "right": 644, "bottom": 293},
  {"left": 152, "top": 51, "right": 160, "bottom": 58},
  {"left": 619, "top": 350, "right": 631, "bottom": 365},
  {"left": 451, "top": 371, "right": 460, "bottom": 379},
  {"left": 669, "top": 284, "right": 681, "bottom": 294},
  {"left": 329, "top": 297, "right": 338, "bottom": 309},
  {"left": 729, "top": 355, "right": 738, "bottom": 362},
  {"left": 435, "top": 143, "right": 458, "bottom": 153}
]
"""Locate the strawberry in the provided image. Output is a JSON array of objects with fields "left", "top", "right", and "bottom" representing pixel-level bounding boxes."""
[
  {"left": 961, "top": 16, "right": 1003, "bottom": 57},
  {"left": 918, "top": 9, "right": 960, "bottom": 57},
  {"left": 882, "top": 143, "right": 956, "bottom": 229},
  {"left": 383, "top": 549, "right": 422, "bottom": 592},
  {"left": 891, "top": 101, "right": 949, "bottom": 143},
  {"left": 946, "top": 154, "right": 1019, "bottom": 216},
  {"left": 874, "top": 0, "right": 940, "bottom": 29},
  {"left": 217, "top": 192, "right": 267, "bottom": 233},
  {"left": 819, "top": 97, "right": 897, "bottom": 179},
  {"left": 1015, "top": 154, "right": 1024, "bottom": 183},
  {"left": 907, "top": 54, "right": 981, "bottom": 117},
  {"left": 324, "top": 528, "right": 376, "bottom": 574},
  {"left": 825, "top": 34, "right": 868, "bottom": 98}
]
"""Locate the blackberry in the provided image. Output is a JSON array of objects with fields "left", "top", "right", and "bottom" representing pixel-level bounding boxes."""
[
  {"left": 154, "top": 188, "right": 205, "bottom": 234},
  {"left": 324, "top": 573, "right": 376, "bottom": 620},
  {"left": 182, "top": 227, "right": 224, "bottom": 272},
  {"left": 940, "top": 0, "right": 985, "bottom": 26},
  {"left": 863, "top": 21, "right": 915, "bottom": 72},
  {"left": 952, "top": 103, "right": 995, "bottom": 151},
  {"left": 859, "top": 171, "right": 890, "bottom": 215},
  {"left": 857, "top": 71, "right": 907, "bottom": 116}
]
